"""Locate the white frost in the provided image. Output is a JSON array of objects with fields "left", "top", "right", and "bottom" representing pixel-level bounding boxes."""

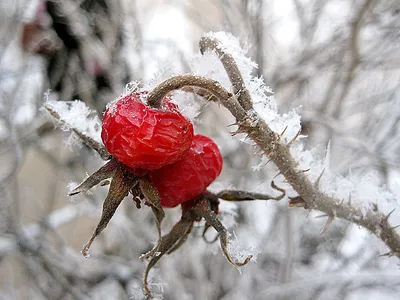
[
  {"left": 226, "top": 231, "right": 260, "bottom": 269},
  {"left": 44, "top": 97, "right": 102, "bottom": 145}
]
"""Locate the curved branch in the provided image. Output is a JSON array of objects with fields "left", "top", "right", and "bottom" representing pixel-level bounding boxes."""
[{"left": 146, "top": 75, "right": 247, "bottom": 121}]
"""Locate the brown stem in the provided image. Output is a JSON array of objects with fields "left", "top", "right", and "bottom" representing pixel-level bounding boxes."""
[
  {"left": 181, "top": 86, "right": 219, "bottom": 102},
  {"left": 147, "top": 75, "right": 247, "bottom": 121}
]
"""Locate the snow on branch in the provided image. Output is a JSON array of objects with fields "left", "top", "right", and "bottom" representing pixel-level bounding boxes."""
[{"left": 43, "top": 97, "right": 111, "bottom": 160}]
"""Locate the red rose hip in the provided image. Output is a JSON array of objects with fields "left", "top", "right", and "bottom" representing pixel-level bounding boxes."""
[
  {"left": 101, "top": 93, "right": 194, "bottom": 170},
  {"left": 149, "top": 134, "right": 223, "bottom": 207}
]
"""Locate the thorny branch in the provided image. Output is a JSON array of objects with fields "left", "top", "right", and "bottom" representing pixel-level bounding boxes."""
[{"left": 146, "top": 35, "right": 400, "bottom": 258}]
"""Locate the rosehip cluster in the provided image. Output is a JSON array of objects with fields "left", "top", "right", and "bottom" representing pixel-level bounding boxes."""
[{"left": 69, "top": 92, "right": 256, "bottom": 296}]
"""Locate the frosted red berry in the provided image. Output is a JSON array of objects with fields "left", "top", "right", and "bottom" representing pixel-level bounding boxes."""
[
  {"left": 149, "top": 134, "right": 223, "bottom": 207},
  {"left": 101, "top": 93, "right": 194, "bottom": 170}
]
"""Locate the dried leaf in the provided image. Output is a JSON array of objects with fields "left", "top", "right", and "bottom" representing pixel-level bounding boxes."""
[
  {"left": 143, "top": 219, "right": 193, "bottom": 298},
  {"left": 81, "top": 168, "right": 137, "bottom": 257},
  {"left": 139, "top": 177, "right": 165, "bottom": 248},
  {"left": 69, "top": 158, "right": 119, "bottom": 195},
  {"left": 217, "top": 181, "right": 285, "bottom": 201}
]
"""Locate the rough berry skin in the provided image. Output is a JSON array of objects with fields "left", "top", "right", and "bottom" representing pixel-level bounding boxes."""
[
  {"left": 101, "top": 93, "right": 194, "bottom": 170},
  {"left": 149, "top": 134, "right": 223, "bottom": 207}
]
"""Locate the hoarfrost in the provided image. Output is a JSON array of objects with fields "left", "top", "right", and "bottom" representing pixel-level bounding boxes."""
[
  {"left": 169, "top": 90, "right": 203, "bottom": 122},
  {"left": 190, "top": 51, "right": 231, "bottom": 90},
  {"left": 129, "top": 287, "right": 146, "bottom": 300},
  {"left": 44, "top": 98, "right": 102, "bottom": 145},
  {"left": 226, "top": 231, "right": 259, "bottom": 270},
  {"left": 339, "top": 225, "right": 369, "bottom": 258},
  {"left": 122, "top": 81, "right": 142, "bottom": 97}
]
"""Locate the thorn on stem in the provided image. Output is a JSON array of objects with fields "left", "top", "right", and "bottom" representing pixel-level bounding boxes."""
[
  {"left": 253, "top": 149, "right": 264, "bottom": 156},
  {"left": 287, "top": 128, "right": 301, "bottom": 148},
  {"left": 320, "top": 215, "right": 335, "bottom": 234},
  {"left": 378, "top": 251, "right": 393, "bottom": 257},
  {"left": 390, "top": 224, "right": 400, "bottom": 230},
  {"left": 264, "top": 158, "right": 272, "bottom": 166},
  {"left": 227, "top": 122, "right": 239, "bottom": 127},
  {"left": 314, "top": 168, "right": 325, "bottom": 188},
  {"left": 279, "top": 126, "right": 288, "bottom": 139},
  {"left": 315, "top": 214, "right": 329, "bottom": 219},
  {"left": 288, "top": 196, "right": 307, "bottom": 208},
  {"left": 384, "top": 208, "right": 396, "bottom": 221}
]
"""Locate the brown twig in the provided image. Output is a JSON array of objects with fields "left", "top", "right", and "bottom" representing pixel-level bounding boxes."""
[{"left": 147, "top": 75, "right": 247, "bottom": 121}]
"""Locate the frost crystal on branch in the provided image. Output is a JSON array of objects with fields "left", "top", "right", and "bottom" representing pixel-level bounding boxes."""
[{"left": 44, "top": 99, "right": 102, "bottom": 145}]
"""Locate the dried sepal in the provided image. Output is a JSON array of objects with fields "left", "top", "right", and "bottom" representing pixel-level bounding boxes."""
[
  {"left": 217, "top": 181, "right": 285, "bottom": 202},
  {"left": 139, "top": 176, "right": 165, "bottom": 257},
  {"left": 81, "top": 167, "right": 138, "bottom": 257},
  {"left": 69, "top": 158, "right": 120, "bottom": 196},
  {"left": 190, "top": 198, "right": 252, "bottom": 267},
  {"left": 143, "top": 219, "right": 194, "bottom": 298},
  {"left": 202, "top": 209, "right": 253, "bottom": 267},
  {"left": 72, "top": 129, "right": 112, "bottom": 160},
  {"left": 166, "top": 224, "right": 193, "bottom": 255}
]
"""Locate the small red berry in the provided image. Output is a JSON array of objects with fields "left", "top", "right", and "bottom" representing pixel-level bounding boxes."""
[
  {"left": 101, "top": 93, "right": 194, "bottom": 170},
  {"left": 149, "top": 134, "right": 223, "bottom": 207}
]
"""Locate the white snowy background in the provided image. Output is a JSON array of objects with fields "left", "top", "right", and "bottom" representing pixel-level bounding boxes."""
[{"left": 1, "top": 0, "right": 400, "bottom": 299}]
